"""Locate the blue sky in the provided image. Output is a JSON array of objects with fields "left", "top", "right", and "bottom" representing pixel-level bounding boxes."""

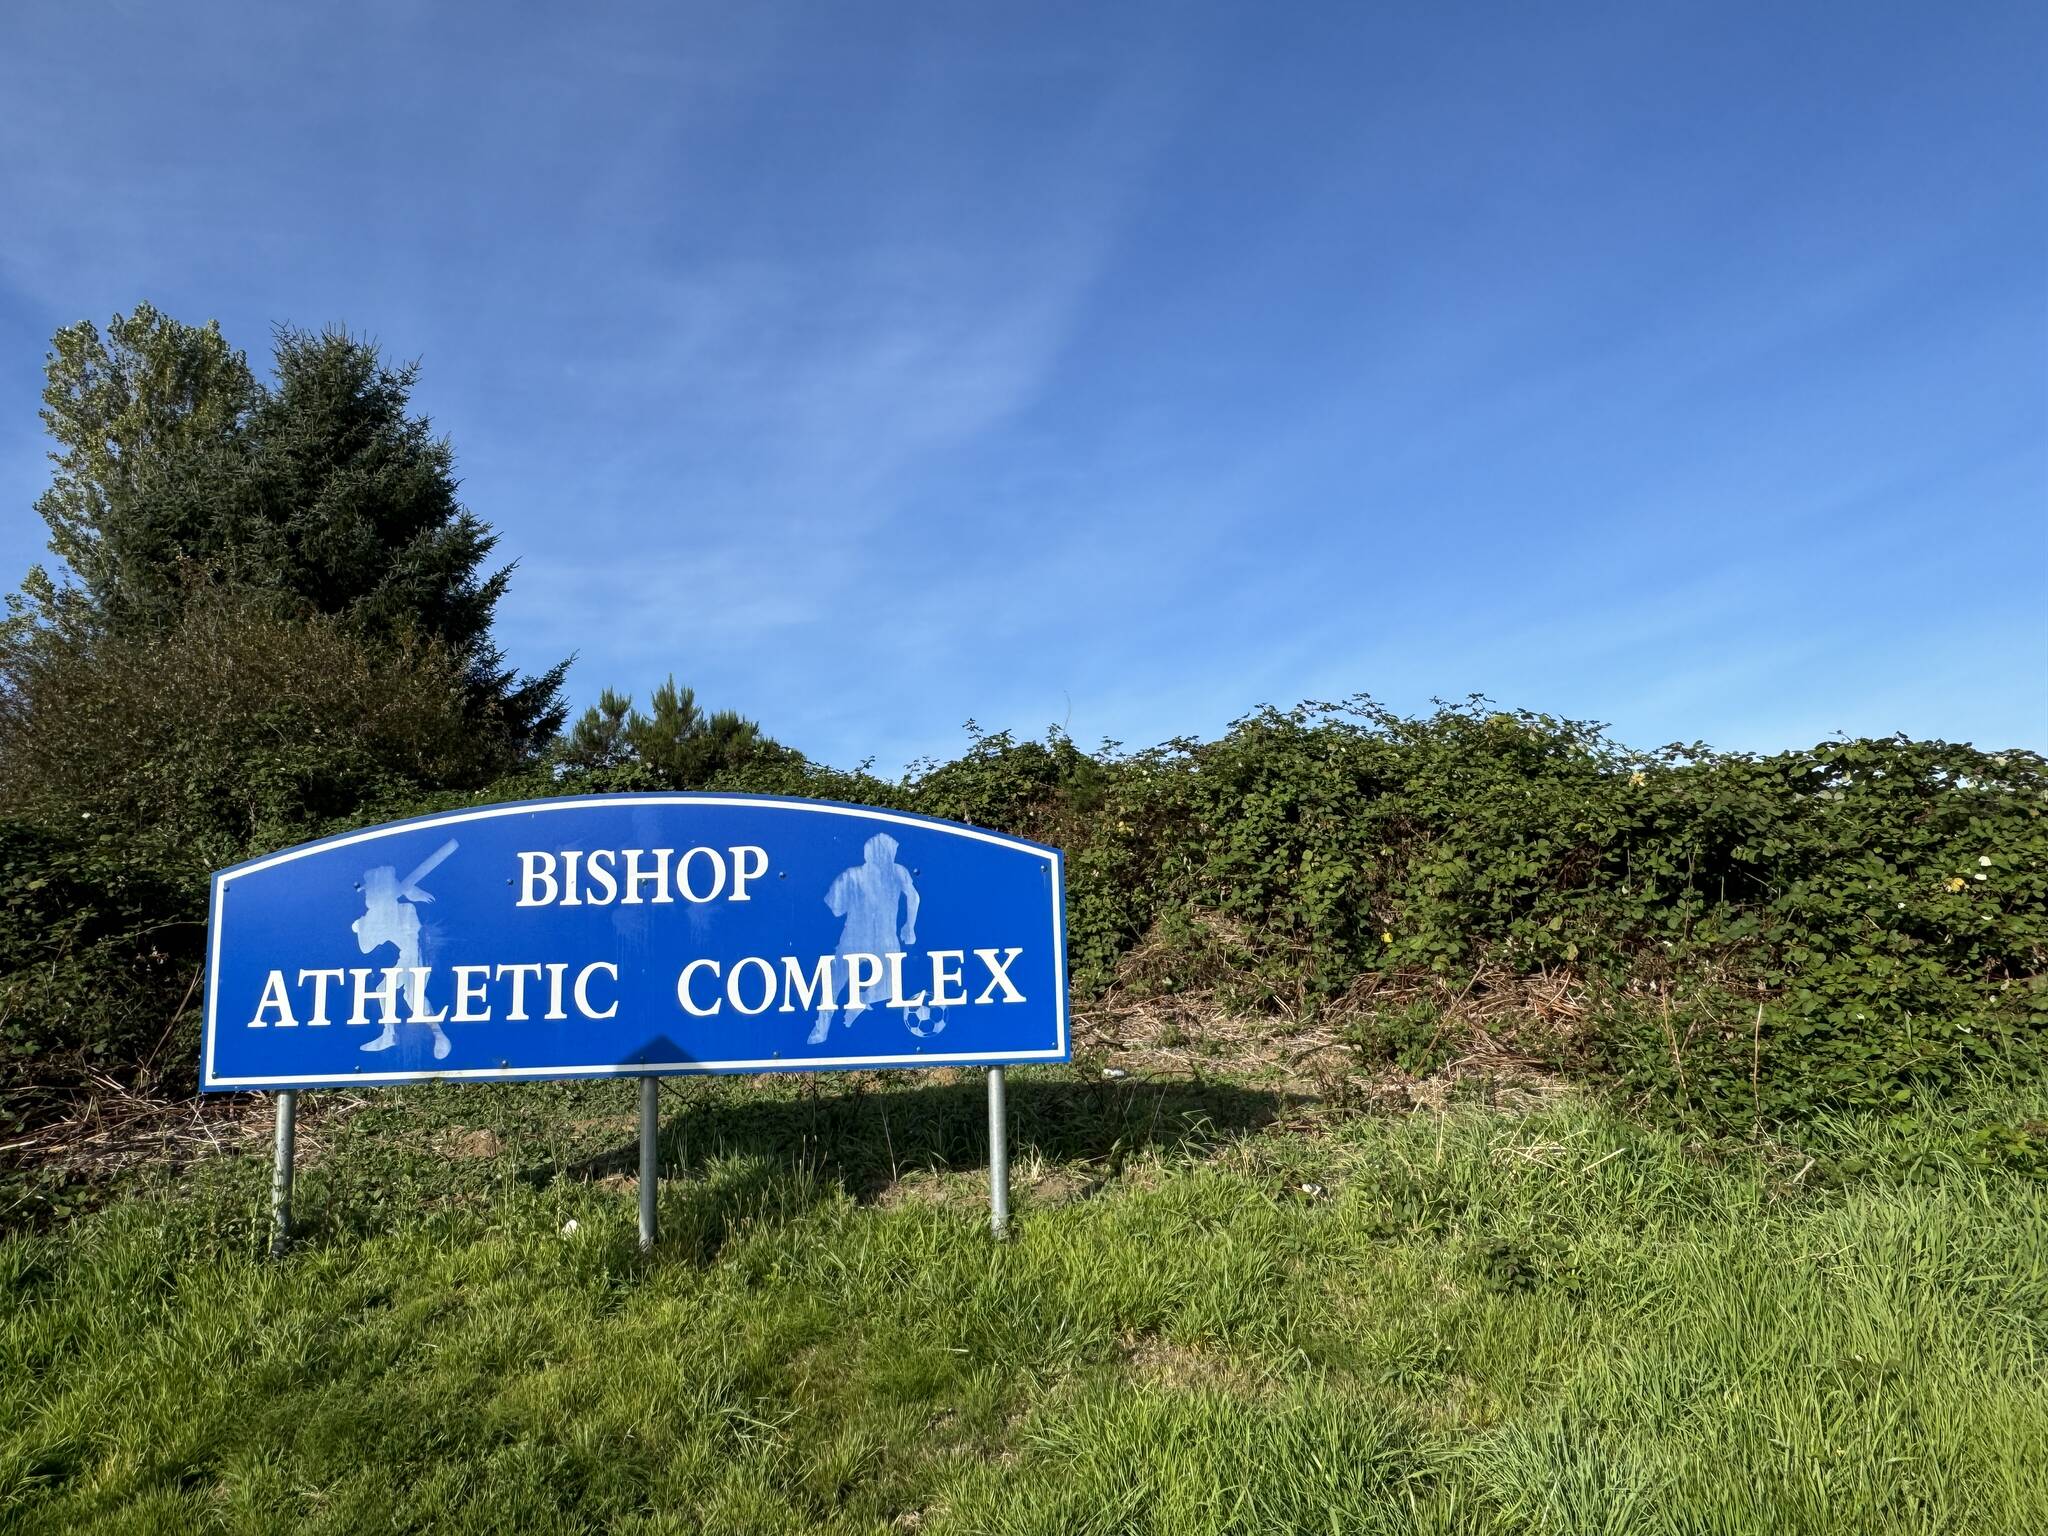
[{"left": 3, "top": 2, "right": 2042, "bottom": 770}]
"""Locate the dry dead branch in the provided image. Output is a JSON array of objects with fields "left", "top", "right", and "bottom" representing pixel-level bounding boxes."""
[
  {"left": 1072, "top": 912, "right": 1588, "bottom": 1110},
  {"left": 2, "top": 1080, "right": 371, "bottom": 1184}
]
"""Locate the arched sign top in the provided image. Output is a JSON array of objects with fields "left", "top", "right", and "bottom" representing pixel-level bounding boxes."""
[{"left": 203, "top": 793, "right": 1069, "bottom": 1091}]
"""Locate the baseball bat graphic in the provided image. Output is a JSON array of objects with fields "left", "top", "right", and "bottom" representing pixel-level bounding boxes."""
[{"left": 398, "top": 838, "right": 459, "bottom": 902}]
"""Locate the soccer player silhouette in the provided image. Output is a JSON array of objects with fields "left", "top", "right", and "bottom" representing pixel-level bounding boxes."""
[
  {"left": 808, "top": 833, "right": 920, "bottom": 1045},
  {"left": 354, "top": 839, "right": 457, "bottom": 1059}
]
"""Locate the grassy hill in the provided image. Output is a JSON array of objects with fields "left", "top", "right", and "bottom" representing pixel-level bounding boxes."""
[
  {"left": 6, "top": 307, "right": 2041, "bottom": 1530},
  {"left": 4, "top": 699, "right": 2044, "bottom": 1531},
  {"left": 4, "top": 1066, "right": 2045, "bottom": 1533}
]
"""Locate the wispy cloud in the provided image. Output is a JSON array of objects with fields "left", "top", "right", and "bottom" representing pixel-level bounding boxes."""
[{"left": 2, "top": 4, "right": 2040, "bottom": 767}]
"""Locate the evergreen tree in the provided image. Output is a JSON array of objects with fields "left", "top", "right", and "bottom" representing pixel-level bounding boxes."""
[
  {"left": 22, "top": 307, "right": 567, "bottom": 753},
  {"left": 563, "top": 687, "right": 637, "bottom": 770},
  {"left": 29, "top": 303, "right": 257, "bottom": 631},
  {"left": 561, "top": 675, "right": 784, "bottom": 787}
]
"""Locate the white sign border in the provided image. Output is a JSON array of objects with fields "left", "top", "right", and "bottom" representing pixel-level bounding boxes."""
[{"left": 203, "top": 793, "right": 1069, "bottom": 1090}]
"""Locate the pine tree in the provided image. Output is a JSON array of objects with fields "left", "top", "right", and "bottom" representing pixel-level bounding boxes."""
[
  {"left": 23, "top": 307, "right": 567, "bottom": 754},
  {"left": 561, "top": 675, "right": 783, "bottom": 787},
  {"left": 30, "top": 303, "right": 258, "bottom": 630}
]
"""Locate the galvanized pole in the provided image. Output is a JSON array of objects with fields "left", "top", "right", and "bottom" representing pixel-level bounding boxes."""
[
  {"left": 269, "top": 1089, "right": 297, "bottom": 1260},
  {"left": 638, "top": 1076, "right": 659, "bottom": 1252},
  {"left": 987, "top": 1066, "right": 1010, "bottom": 1237}
]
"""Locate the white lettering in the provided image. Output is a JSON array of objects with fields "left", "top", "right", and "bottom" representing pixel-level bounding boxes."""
[
  {"left": 575, "top": 962, "right": 618, "bottom": 1019},
  {"left": 406, "top": 967, "right": 448, "bottom": 1025},
  {"left": 677, "top": 959, "right": 722, "bottom": 1016},
  {"left": 778, "top": 954, "right": 835, "bottom": 1013},
  {"left": 497, "top": 963, "right": 543, "bottom": 1021},
  {"left": 623, "top": 847, "right": 673, "bottom": 904},
  {"left": 452, "top": 966, "right": 493, "bottom": 1023},
  {"left": 727, "top": 955, "right": 776, "bottom": 1015},
  {"left": 844, "top": 952, "right": 884, "bottom": 1006},
  {"left": 677, "top": 846, "right": 727, "bottom": 903},
  {"left": 349, "top": 967, "right": 406, "bottom": 1026},
  {"left": 298, "top": 967, "right": 345, "bottom": 1026},
  {"left": 544, "top": 962, "right": 569, "bottom": 1021},
  {"left": 584, "top": 849, "right": 619, "bottom": 906},
  {"left": 885, "top": 951, "right": 927, "bottom": 1010},
  {"left": 974, "top": 947, "right": 1027, "bottom": 1004},
  {"left": 517, "top": 851, "right": 558, "bottom": 907},
  {"left": 730, "top": 845, "right": 769, "bottom": 901},
  {"left": 928, "top": 950, "right": 967, "bottom": 1007},
  {"left": 518, "top": 847, "right": 778, "bottom": 906},
  {"left": 249, "top": 969, "right": 297, "bottom": 1028}
]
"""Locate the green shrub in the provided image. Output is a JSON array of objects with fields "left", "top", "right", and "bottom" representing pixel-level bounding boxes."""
[
  {"left": 0, "top": 592, "right": 517, "bottom": 885},
  {"left": 0, "top": 593, "right": 520, "bottom": 1112},
  {"left": 882, "top": 700, "right": 2047, "bottom": 1126},
  {"left": 2, "top": 682, "right": 2041, "bottom": 1132},
  {"left": 0, "top": 821, "right": 192, "bottom": 1129}
]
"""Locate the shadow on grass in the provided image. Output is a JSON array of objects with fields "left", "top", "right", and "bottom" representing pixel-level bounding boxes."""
[
  {"left": 279, "top": 1074, "right": 1293, "bottom": 1261},
  {"left": 558, "top": 1072, "right": 1293, "bottom": 1205},
  {"left": 610, "top": 1073, "right": 1295, "bottom": 1263}
]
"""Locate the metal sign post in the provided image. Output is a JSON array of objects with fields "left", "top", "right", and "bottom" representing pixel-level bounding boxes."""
[
  {"left": 988, "top": 1066, "right": 1010, "bottom": 1237},
  {"left": 269, "top": 1089, "right": 297, "bottom": 1259},
  {"left": 203, "top": 793, "right": 1069, "bottom": 1254},
  {"left": 638, "top": 1076, "right": 659, "bottom": 1251}
]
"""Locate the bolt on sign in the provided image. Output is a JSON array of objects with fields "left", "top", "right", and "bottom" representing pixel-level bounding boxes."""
[{"left": 204, "top": 794, "right": 1068, "bottom": 1088}]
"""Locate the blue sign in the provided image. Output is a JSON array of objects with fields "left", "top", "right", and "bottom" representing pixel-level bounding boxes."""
[{"left": 201, "top": 794, "right": 1068, "bottom": 1090}]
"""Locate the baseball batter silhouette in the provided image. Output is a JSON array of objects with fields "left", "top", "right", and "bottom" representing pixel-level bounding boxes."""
[{"left": 354, "top": 839, "right": 457, "bottom": 1059}]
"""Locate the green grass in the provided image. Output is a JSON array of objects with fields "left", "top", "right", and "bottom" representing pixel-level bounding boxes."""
[{"left": 2, "top": 1070, "right": 2045, "bottom": 1534}]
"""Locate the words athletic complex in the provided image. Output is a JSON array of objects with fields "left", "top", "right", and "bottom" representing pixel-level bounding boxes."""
[{"left": 205, "top": 797, "right": 1068, "bottom": 1088}]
